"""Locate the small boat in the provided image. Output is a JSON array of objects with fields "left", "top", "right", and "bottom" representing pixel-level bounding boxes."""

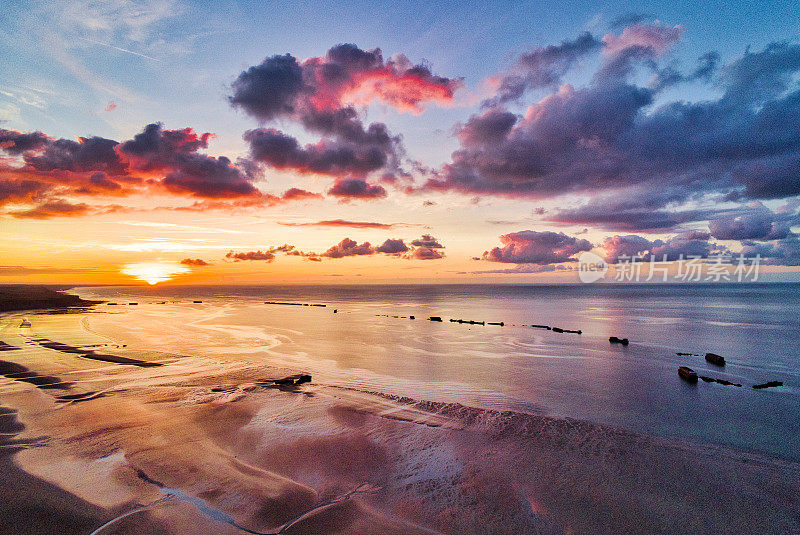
[
  {"left": 20, "top": 318, "right": 31, "bottom": 328},
  {"left": 678, "top": 366, "right": 698, "bottom": 383},
  {"left": 705, "top": 353, "right": 725, "bottom": 366}
]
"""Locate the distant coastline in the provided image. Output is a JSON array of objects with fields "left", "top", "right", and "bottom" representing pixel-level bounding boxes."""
[{"left": 0, "top": 285, "right": 100, "bottom": 312}]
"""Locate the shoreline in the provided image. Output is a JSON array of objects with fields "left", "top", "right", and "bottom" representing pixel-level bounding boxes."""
[
  {"left": 5, "top": 362, "right": 798, "bottom": 534},
  {"left": 0, "top": 293, "right": 798, "bottom": 533},
  {"left": 0, "top": 284, "right": 101, "bottom": 313}
]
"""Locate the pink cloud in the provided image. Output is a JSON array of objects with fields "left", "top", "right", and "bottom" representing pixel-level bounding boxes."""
[{"left": 602, "top": 23, "right": 685, "bottom": 57}]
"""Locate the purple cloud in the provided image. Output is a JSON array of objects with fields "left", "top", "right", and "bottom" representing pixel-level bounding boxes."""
[
  {"left": 245, "top": 127, "right": 391, "bottom": 178},
  {"left": 423, "top": 36, "right": 800, "bottom": 233},
  {"left": 231, "top": 44, "right": 461, "bottom": 189},
  {"left": 483, "top": 231, "right": 592, "bottom": 264},
  {"left": 410, "top": 234, "right": 444, "bottom": 248},
  {"left": 0, "top": 129, "right": 51, "bottom": 155},
  {"left": 600, "top": 234, "right": 653, "bottom": 262},
  {"left": 600, "top": 231, "right": 714, "bottom": 263},
  {"left": 740, "top": 236, "right": 800, "bottom": 265},
  {"left": 321, "top": 238, "right": 375, "bottom": 258},
  {"left": 327, "top": 178, "right": 387, "bottom": 199},
  {"left": 375, "top": 238, "right": 409, "bottom": 254},
  {"left": 709, "top": 204, "right": 791, "bottom": 241},
  {"left": 484, "top": 32, "right": 601, "bottom": 106},
  {"left": 225, "top": 250, "right": 276, "bottom": 262}
]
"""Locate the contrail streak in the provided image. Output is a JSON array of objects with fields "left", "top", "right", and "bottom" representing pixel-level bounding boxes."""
[{"left": 78, "top": 37, "right": 162, "bottom": 62}]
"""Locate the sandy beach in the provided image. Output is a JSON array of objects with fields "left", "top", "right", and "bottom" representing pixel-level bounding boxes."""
[
  {"left": 0, "top": 290, "right": 798, "bottom": 534},
  {"left": 4, "top": 1, "right": 800, "bottom": 530}
]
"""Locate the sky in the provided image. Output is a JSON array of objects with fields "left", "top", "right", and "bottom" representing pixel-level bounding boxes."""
[{"left": 1, "top": 0, "right": 799, "bottom": 284}]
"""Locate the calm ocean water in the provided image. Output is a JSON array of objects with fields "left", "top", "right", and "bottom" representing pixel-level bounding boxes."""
[{"left": 75, "top": 283, "right": 800, "bottom": 460}]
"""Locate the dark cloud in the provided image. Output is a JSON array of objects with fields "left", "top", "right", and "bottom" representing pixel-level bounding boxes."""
[
  {"left": 25, "top": 135, "right": 125, "bottom": 175},
  {"left": 375, "top": 238, "right": 409, "bottom": 254},
  {"left": 80, "top": 172, "right": 124, "bottom": 193},
  {"left": 456, "top": 108, "right": 518, "bottom": 147},
  {"left": 555, "top": 194, "right": 799, "bottom": 236},
  {"left": 424, "top": 35, "right": 800, "bottom": 231},
  {"left": 120, "top": 123, "right": 258, "bottom": 199},
  {"left": 118, "top": 123, "right": 213, "bottom": 169},
  {"left": 546, "top": 188, "right": 728, "bottom": 231},
  {"left": 225, "top": 250, "right": 276, "bottom": 262},
  {"left": 244, "top": 128, "right": 391, "bottom": 178},
  {"left": 730, "top": 153, "right": 800, "bottom": 200},
  {"left": 321, "top": 238, "right": 374, "bottom": 258},
  {"left": 0, "top": 129, "right": 50, "bottom": 155},
  {"left": 327, "top": 178, "right": 387, "bottom": 199},
  {"left": 740, "top": 235, "right": 800, "bottom": 265},
  {"left": 161, "top": 155, "right": 258, "bottom": 198},
  {"left": 0, "top": 178, "right": 50, "bottom": 206},
  {"left": 410, "top": 234, "right": 444, "bottom": 248},
  {"left": 652, "top": 52, "right": 719, "bottom": 90},
  {"left": 225, "top": 244, "right": 299, "bottom": 262},
  {"left": 231, "top": 44, "right": 461, "bottom": 190},
  {"left": 0, "top": 123, "right": 323, "bottom": 217},
  {"left": 228, "top": 53, "right": 305, "bottom": 121},
  {"left": 708, "top": 204, "right": 791, "bottom": 240},
  {"left": 483, "top": 231, "right": 592, "bottom": 264},
  {"left": 229, "top": 44, "right": 461, "bottom": 122},
  {"left": 180, "top": 258, "right": 209, "bottom": 266},
  {"left": 599, "top": 234, "right": 653, "bottom": 262},
  {"left": 600, "top": 231, "right": 714, "bottom": 263},
  {"left": 484, "top": 32, "right": 601, "bottom": 105},
  {"left": 311, "top": 234, "right": 447, "bottom": 260},
  {"left": 650, "top": 231, "right": 714, "bottom": 260}
]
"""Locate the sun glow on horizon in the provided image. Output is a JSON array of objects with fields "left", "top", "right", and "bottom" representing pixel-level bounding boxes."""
[{"left": 121, "top": 262, "right": 190, "bottom": 285}]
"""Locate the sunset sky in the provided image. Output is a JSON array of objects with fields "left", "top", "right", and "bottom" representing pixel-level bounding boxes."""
[{"left": 1, "top": 0, "right": 799, "bottom": 284}]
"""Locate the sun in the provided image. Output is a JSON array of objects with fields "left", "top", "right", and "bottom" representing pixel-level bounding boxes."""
[{"left": 121, "top": 262, "right": 190, "bottom": 285}]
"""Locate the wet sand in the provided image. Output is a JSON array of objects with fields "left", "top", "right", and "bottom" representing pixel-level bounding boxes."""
[{"left": 0, "top": 305, "right": 798, "bottom": 534}]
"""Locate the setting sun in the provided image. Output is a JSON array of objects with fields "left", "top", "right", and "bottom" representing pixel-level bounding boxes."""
[{"left": 121, "top": 262, "right": 190, "bottom": 285}]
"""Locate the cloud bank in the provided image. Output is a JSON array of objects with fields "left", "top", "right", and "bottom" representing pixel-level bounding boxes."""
[{"left": 231, "top": 44, "right": 462, "bottom": 197}]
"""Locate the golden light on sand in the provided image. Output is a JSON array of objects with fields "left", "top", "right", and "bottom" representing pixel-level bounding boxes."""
[{"left": 121, "top": 262, "right": 190, "bottom": 285}]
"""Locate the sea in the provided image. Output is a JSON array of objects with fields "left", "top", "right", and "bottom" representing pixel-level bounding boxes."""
[{"left": 73, "top": 283, "right": 800, "bottom": 461}]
